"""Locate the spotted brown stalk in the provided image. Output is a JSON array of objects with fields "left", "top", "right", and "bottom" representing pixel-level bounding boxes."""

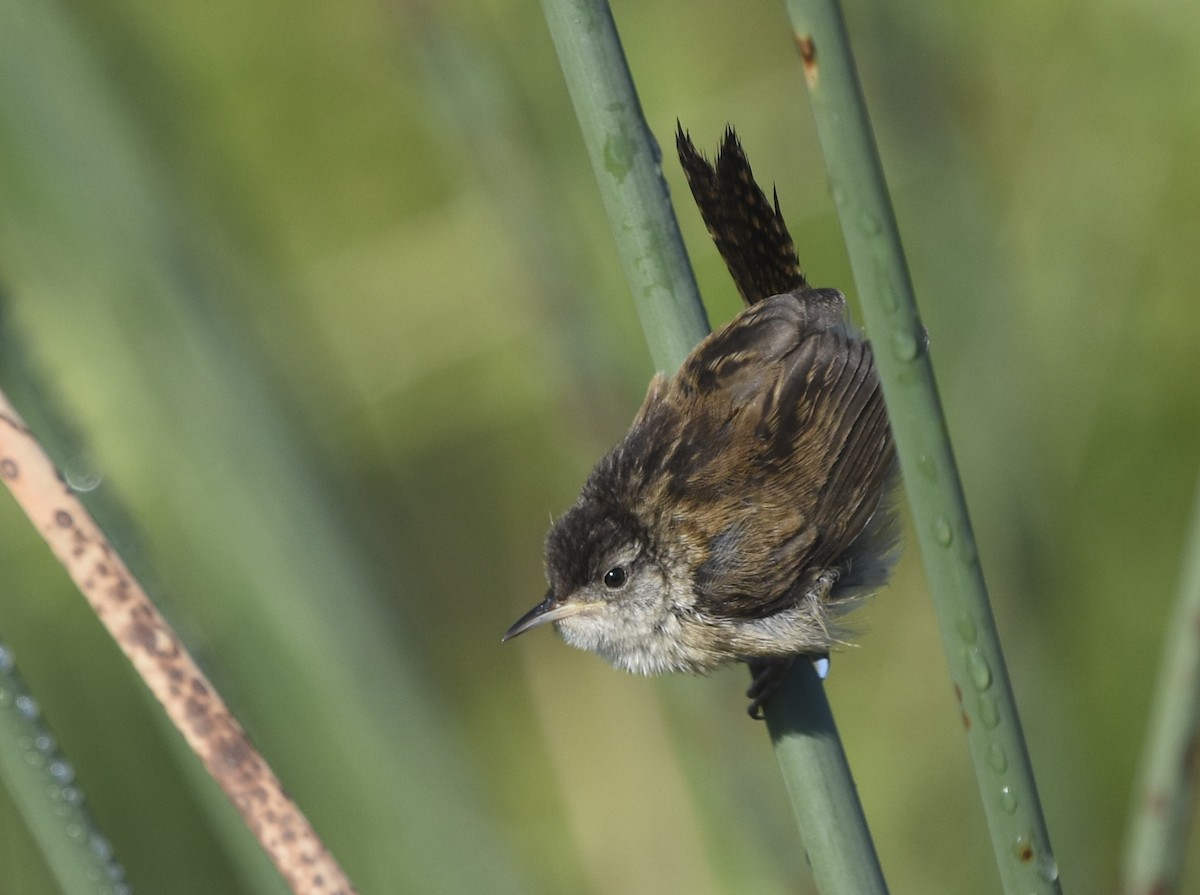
[{"left": 0, "top": 389, "right": 356, "bottom": 895}]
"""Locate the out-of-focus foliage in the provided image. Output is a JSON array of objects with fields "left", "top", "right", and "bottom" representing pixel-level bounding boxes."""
[{"left": 0, "top": 0, "right": 1197, "bottom": 892}]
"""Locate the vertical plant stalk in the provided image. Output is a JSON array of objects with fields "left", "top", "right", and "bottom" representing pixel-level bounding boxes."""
[
  {"left": 0, "top": 390, "right": 356, "bottom": 895},
  {"left": 538, "top": 0, "right": 710, "bottom": 372},
  {"left": 780, "top": 1, "right": 1061, "bottom": 893},
  {"left": 765, "top": 659, "right": 889, "bottom": 894},
  {"left": 1120, "top": 475, "right": 1200, "bottom": 895},
  {"left": 0, "top": 642, "right": 129, "bottom": 895},
  {"left": 539, "top": 1, "right": 889, "bottom": 891}
]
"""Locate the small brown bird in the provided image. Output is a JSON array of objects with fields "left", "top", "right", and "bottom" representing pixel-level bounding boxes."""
[{"left": 504, "top": 125, "right": 899, "bottom": 716}]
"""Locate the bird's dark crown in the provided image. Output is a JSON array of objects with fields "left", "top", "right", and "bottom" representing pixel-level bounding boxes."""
[{"left": 544, "top": 495, "right": 647, "bottom": 598}]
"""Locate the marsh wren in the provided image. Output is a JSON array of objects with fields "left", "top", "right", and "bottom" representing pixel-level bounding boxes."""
[{"left": 504, "top": 126, "right": 899, "bottom": 717}]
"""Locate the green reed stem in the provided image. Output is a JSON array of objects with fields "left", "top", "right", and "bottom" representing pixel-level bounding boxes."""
[
  {"left": 764, "top": 658, "right": 889, "bottom": 894},
  {"left": 780, "top": 1, "right": 1061, "bottom": 892},
  {"left": 0, "top": 642, "right": 128, "bottom": 895},
  {"left": 1120, "top": 474, "right": 1200, "bottom": 895},
  {"left": 539, "top": 1, "right": 889, "bottom": 891},
  {"left": 538, "top": 0, "right": 709, "bottom": 372}
]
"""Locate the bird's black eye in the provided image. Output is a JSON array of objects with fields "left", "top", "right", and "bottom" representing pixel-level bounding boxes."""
[{"left": 603, "top": 567, "right": 627, "bottom": 589}]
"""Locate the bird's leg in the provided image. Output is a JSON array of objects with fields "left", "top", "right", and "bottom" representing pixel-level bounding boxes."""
[
  {"left": 745, "top": 657, "right": 794, "bottom": 719},
  {"left": 745, "top": 653, "right": 832, "bottom": 719}
]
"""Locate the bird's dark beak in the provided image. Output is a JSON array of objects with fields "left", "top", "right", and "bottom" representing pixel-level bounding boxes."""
[{"left": 502, "top": 592, "right": 583, "bottom": 641}]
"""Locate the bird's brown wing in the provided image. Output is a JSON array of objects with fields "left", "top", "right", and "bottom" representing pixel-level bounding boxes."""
[
  {"left": 677, "top": 124, "right": 806, "bottom": 305},
  {"left": 672, "top": 293, "right": 895, "bottom": 618},
  {"left": 675, "top": 287, "right": 847, "bottom": 404}
]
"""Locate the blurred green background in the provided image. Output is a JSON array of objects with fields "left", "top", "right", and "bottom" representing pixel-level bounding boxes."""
[{"left": 1, "top": 0, "right": 1198, "bottom": 892}]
